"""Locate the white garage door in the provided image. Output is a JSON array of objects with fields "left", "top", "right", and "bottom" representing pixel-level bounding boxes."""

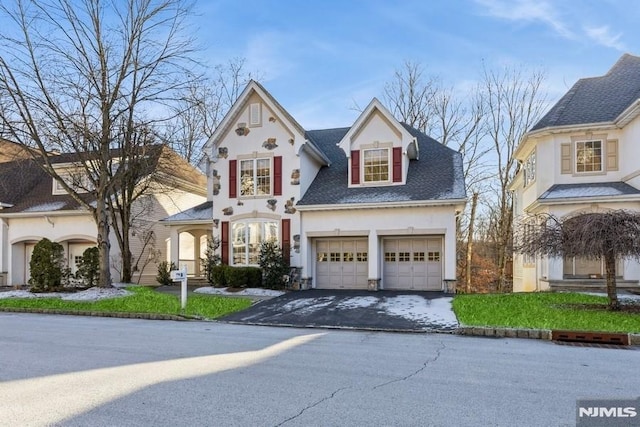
[
  {"left": 316, "top": 239, "right": 368, "bottom": 289},
  {"left": 383, "top": 238, "right": 442, "bottom": 291}
]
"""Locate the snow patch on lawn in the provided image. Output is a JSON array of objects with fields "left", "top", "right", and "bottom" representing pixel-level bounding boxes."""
[
  {"left": 0, "top": 287, "right": 131, "bottom": 301},
  {"left": 194, "top": 287, "right": 285, "bottom": 297},
  {"left": 378, "top": 295, "right": 458, "bottom": 329}
]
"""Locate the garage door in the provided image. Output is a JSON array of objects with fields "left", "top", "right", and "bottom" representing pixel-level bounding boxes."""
[
  {"left": 316, "top": 239, "right": 368, "bottom": 289},
  {"left": 383, "top": 238, "right": 442, "bottom": 290}
]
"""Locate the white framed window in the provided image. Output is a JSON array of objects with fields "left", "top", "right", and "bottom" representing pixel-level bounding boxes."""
[
  {"left": 239, "top": 158, "right": 271, "bottom": 196},
  {"left": 575, "top": 140, "right": 602, "bottom": 173},
  {"left": 231, "top": 220, "right": 279, "bottom": 265},
  {"left": 523, "top": 150, "right": 536, "bottom": 186},
  {"left": 363, "top": 148, "right": 389, "bottom": 183},
  {"left": 249, "top": 103, "right": 262, "bottom": 127}
]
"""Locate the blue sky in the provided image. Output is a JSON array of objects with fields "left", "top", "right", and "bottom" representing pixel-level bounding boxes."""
[{"left": 195, "top": 0, "right": 640, "bottom": 129}]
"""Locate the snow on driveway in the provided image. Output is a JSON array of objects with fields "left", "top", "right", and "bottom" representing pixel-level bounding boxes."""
[{"left": 377, "top": 295, "right": 458, "bottom": 329}]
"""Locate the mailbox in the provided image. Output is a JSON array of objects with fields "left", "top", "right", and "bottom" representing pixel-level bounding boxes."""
[{"left": 170, "top": 270, "right": 186, "bottom": 280}]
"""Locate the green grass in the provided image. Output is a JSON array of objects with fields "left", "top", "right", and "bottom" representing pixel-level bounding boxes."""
[
  {"left": 0, "top": 286, "right": 252, "bottom": 320},
  {"left": 453, "top": 292, "right": 640, "bottom": 333}
]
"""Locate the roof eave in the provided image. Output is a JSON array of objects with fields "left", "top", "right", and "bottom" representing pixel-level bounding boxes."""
[
  {"left": 615, "top": 98, "right": 640, "bottom": 127},
  {"left": 301, "top": 141, "right": 331, "bottom": 166},
  {"left": 530, "top": 194, "right": 640, "bottom": 210},
  {"left": 297, "top": 198, "right": 467, "bottom": 212},
  {"left": 0, "top": 209, "right": 89, "bottom": 218}
]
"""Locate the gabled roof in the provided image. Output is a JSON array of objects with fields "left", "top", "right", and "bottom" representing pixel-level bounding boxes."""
[
  {"left": 297, "top": 124, "right": 466, "bottom": 207},
  {"left": 531, "top": 54, "right": 640, "bottom": 131},
  {"left": 203, "top": 80, "right": 329, "bottom": 165},
  {"left": 0, "top": 144, "right": 206, "bottom": 214},
  {"left": 336, "top": 98, "right": 415, "bottom": 155},
  {"left": 539, "top": 182, "right": 640, "bottom": 201}
]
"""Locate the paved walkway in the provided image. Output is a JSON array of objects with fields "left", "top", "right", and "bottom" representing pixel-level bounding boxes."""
[{"left": 219, "top": 289, "right": 459, "bottom": 332}]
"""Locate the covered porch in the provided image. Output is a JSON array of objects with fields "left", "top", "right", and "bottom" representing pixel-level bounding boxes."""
[{"left": 160, "top": 201, "right": 213, "bottom": 279}]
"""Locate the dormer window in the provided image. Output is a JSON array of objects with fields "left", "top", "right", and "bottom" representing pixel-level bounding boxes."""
[
  {"left": 351, "top": 146, "right": 402, "bottom": 185},
  {"left": 363, "top": 148, "right": 390, "bottom": 183},
  {"left": 52, "top": 172, "right": 92, "bottom": 195}
]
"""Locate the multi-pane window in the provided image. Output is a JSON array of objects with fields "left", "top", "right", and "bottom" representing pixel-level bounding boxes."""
[
  {"left": 343, "top": 252, "right": 354, "bottom": 262},
  {"left": 413, "top": 252, "right": 425, "bottom": 262},
  {"left": 427, "top": 252, "right": 440, "bottom": 262},
  {"left": 232, "top": 220, "right": 278, "bottom": 265},
  {"left": 330, "top": 252, "right": 341, "bottom": 262},
  {"left": 363, "top": 148, "right": 389, "bottom": 182},
  {"left": 523, "top": 150, "right": 536, "bottom": 186},
  {"left": 240, "top": 158, "right": 271, "bottom": 196},
  {"left": 317, "top": 252, "right": 328, "bottom": 262},
  {"left": 357, "top": 252, "right": 368, "bottom": 262},
  {"left": 385, "top": 252, "right": 396, "bottom": 262},
  {"left": 576, "top": 140, "right": 602, "bottom": 172},
  {"left": 399, "top": 252, "right": 411, "bottom": 262}
]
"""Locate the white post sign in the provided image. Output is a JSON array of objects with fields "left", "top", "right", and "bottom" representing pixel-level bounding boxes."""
[{"left": 170, "top": 265, "right": 188, "bottom": 310}]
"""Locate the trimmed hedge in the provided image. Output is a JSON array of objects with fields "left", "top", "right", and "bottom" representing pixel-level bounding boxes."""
[{"left": 216, "top": 266, "right": 262, "bottom": 288}]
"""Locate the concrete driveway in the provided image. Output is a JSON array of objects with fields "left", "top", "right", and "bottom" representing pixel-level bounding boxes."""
[{"left": 219, "top": 289, "right": 459, "bottom": 332}]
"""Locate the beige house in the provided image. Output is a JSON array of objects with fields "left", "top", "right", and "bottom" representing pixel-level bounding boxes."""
[
  {"left": 0, "top": 145, "right": 206, "bottom": 286},
  {"left": 511, "top": 54, "right": 640, "bottom": 292},
  {"left": 164, "top": 81, "right": 466, "bottom": 291}
]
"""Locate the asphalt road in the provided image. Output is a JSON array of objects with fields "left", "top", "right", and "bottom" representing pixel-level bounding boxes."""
[{"left": 0, "top": 313, "right": 638, "bottom": 427}]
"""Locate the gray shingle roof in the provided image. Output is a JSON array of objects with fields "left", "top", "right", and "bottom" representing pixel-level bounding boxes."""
[
  {"left": 531, "top": 54, "right": 640, "bottom": 131},
  {"left": 297, "top": 124, "right": 466, "bottom": 206},
  {"left": 539, "top": 182, "right": 640, "bottom": 200},
  {"left": 161, "top": 201, "right": 212, "bottom": 222}
]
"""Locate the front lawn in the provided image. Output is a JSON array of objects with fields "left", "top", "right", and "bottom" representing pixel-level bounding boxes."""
[
  {"left": 452, "top": 292, "right": 640, "bottom": 333},
  {"left": 0, "top": 286, "right": 252, "bottom": 319}
]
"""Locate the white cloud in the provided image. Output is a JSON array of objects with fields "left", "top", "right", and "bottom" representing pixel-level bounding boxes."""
[
  {"left": 584, "top": 25, "right": 625, "bottom": 50},
  {"left": 475, "top": 0, "right": 573, "bottom": 39}
]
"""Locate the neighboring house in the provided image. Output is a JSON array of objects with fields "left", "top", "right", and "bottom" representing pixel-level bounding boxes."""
[
  {"left": 511, "top": 53, "right": 640, "bottom": 292},
  {"left": 0, "top": 145, "right": 206, "bottom": 287},
  {"left": 0, "top": 139, "right": 33, "bottom": 163},
  {"left": 163, "top": 81, "right": 466, "bottom": 291}
]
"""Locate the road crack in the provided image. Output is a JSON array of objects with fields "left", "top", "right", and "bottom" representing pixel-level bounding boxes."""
[
  {"left": 372, "top": 340, "right": 445, "bottom": 390},
  {"left": 275, "top": 386, "right": 352, "bottom": 426}
]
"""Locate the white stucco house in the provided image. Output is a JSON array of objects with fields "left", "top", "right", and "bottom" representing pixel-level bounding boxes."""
[
  {"left": 511, "top": 53, "right": 640, "bottom": 292},
  {"left": 0, "top": 144, "right": 206, "bottom": 286},
  {"left": 163, "top": 81, "right": 466, "bottom": 291}
]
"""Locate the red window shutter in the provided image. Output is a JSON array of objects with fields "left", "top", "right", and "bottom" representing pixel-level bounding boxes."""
[
  {"left": 392, "top": 147, "right": 402, "bottom": 183},
  {"left": 221, "top": 221, "right": 229, "bottom": 265},
  {"left": 281, "top": 218, "right": 290, "bottom": 266},
  {"left": 274, "top": 156, "right": 282, "bottom": 196},
  {"left": 351, "top": 150, "right": 360, "bottom": 184},
  {"left": 229, "top": 160, "right": 237, "bottom": 198}
]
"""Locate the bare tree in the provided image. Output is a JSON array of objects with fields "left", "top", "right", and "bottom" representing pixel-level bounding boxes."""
[
  {"left": 515, "top": 211, "right": 640, "bottom": 310},
  {"left": 481, "top": 64, "right": 546, "bottom": 291},
  {"left": 0, "top": 0, "right": 197, "bottom": 287},
  {"left": 166, "top": 58, "right": 260, "bottom": 163}
]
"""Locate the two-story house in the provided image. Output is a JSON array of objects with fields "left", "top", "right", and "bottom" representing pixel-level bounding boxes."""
[
  {"left": 511, "top": 53, "right": 640, "bottom": 292},
  {"left": 0, "top": 145, "right": 206, "bottom": 286},
  {"left": 164, "top": 81, "right": 466, "bottom": 291}
]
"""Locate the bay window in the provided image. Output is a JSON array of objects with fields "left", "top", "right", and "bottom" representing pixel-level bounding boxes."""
[{"left": 232, "top": 220, "right": 279, "bottom": 265}]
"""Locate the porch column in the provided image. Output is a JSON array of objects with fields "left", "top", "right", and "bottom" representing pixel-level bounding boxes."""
[
  {"left": 192, "top": 230, "right": 204, "bottom": 277},
  {"left": 169, "top": 227, "right": 180, "bottom": 268},
  {"left": 548, "top": 256, "right": 563, "bottom": 280}
]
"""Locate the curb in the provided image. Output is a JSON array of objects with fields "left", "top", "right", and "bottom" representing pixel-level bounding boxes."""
[
  {"left": 457, "top": 326, "right": 640, "bottom": 346},
  {"left": 0, "top": 307, "right": 187, "bottom": 321}
]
